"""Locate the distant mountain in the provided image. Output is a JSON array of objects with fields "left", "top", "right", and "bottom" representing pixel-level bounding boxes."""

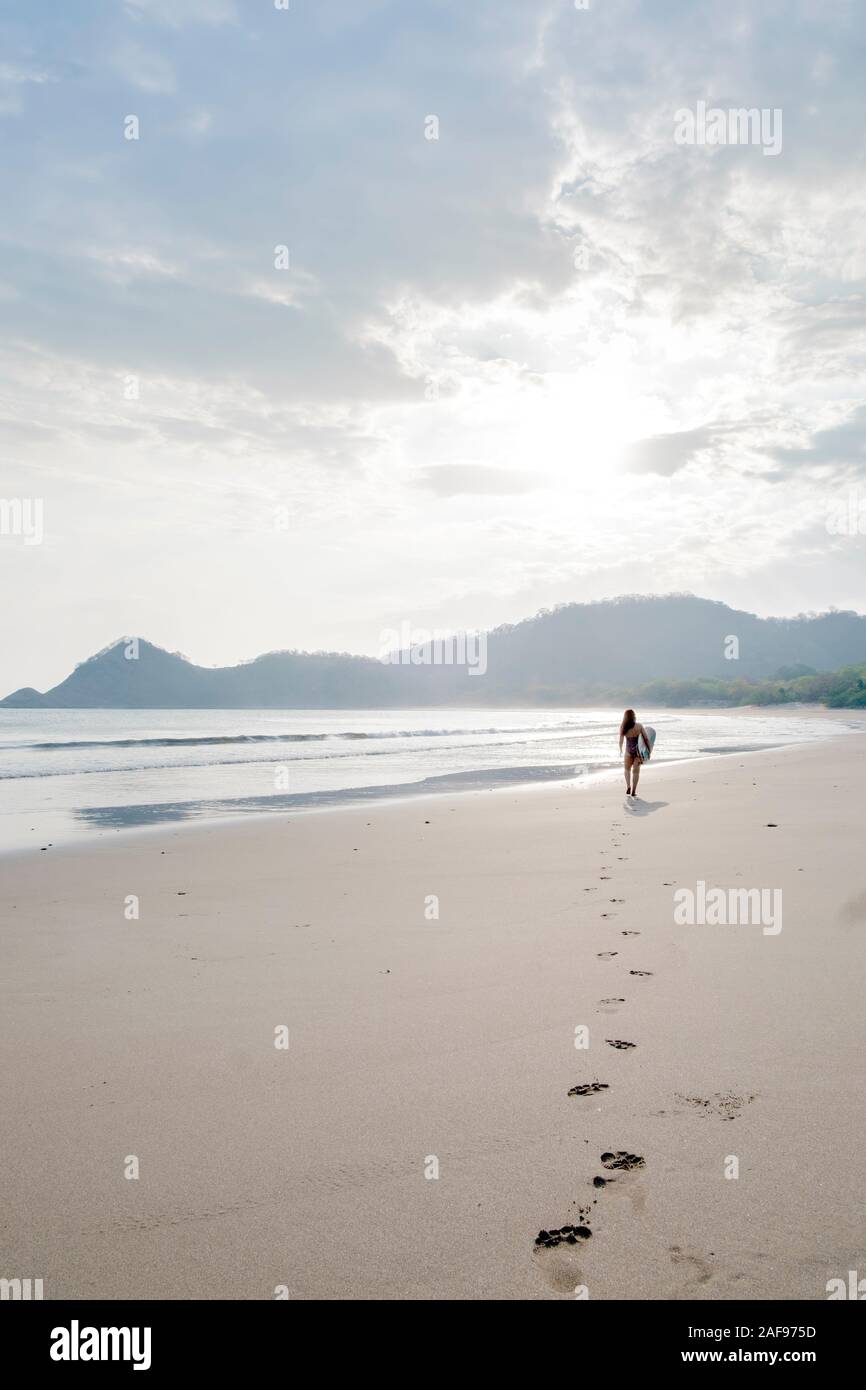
[{"left": 4, "top": 595, "right": 866, "bottom": 708}]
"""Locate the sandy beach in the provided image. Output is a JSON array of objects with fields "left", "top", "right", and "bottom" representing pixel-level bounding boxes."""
[{"left": 2, "top": 719, "right": 864, "bottom": 1301}]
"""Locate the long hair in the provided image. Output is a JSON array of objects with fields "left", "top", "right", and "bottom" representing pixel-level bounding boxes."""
[{"left": 620, "top": 708, "right": 636, "bottom": 736}]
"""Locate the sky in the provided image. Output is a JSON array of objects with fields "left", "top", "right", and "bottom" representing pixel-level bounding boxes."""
[{"left": 1, "top": 0, "right": 865, "bottom": 694}]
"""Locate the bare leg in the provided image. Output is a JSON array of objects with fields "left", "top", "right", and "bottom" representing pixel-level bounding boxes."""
[
  {"left": 624, "top": 753, "right": 632, "bottom": 793},
  {"left": 631, "top": 756, "right": 641, "bottom": 796}
]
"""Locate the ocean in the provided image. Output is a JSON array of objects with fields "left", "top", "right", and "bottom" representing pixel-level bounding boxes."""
[{"left": 0, "top": 706, "right": 854, "bottom": 853}]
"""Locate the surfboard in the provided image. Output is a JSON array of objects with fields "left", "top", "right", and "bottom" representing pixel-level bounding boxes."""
[{"left": 638, "top": 725, "right": 656, "bottom": 763}]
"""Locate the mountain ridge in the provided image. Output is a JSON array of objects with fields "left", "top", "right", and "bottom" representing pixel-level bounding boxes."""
[{"left": 4, "top": 594, "right": 866, "bottom": 708}]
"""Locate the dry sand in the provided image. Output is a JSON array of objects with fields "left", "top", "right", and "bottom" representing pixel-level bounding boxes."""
[{"left": 2, "top": 725, "right": 865, "bottom": 1300}]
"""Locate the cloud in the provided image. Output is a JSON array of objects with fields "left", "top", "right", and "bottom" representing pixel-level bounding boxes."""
[
  {"left": 417, "top": 464, "right": 547, "bottom": 497},
  {"left": 111, "top": 41, "right": 176, "bottom": 93},
  {"left": 185, "top": 110, "right": 213, "bottom": 136},
  {"left": 123, "top": 0, "right": 238, "bottom": 27},
  {"left": 766, "top": 404, "right": 866, "bottom": 475},
  {"left": 87, "top": 246, "right": 181, "bottom": 282},
  {"left": 0, "top": 62, "right": 52, "bottom": 85},
  {"left": 0, "top": 60, "right": 55, "bottom": 115},
  {"left": 624, "top": 427, "right": 719, "bottom": 477},
  {"left": 244, "top": 266, "right": 320, "bottom": 310}
]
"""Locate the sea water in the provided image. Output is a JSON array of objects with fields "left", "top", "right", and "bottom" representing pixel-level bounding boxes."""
[{"left": 0, "top": 706, "right": 856, "bottom": 853}]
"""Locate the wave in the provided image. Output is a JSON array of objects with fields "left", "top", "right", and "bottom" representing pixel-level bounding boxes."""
[
  {"left": 24, "top": 721, "right": 591, "bottom": 753},
  {"left": 27, "top": 732, "right": 330, "bottom": 750},
  {"left": 0, "top": 732, "right": 593, "bottom": 780}
]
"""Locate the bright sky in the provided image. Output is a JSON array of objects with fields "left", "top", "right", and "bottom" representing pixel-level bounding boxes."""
[{"left": 2, "top": 0, "right": 865, "bottom": 692}]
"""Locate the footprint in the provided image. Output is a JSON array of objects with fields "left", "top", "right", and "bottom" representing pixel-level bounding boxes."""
[
  {"left": 534, "top": 1223, "right": 592, "bottom": 1249},
  {"left": 601, "top": 1151, "right": 645, "bottom": 1171},
  {"left": 596, "top": 996, "right": 625, "bottom": 1014},
  {"left": 621, "top": 930, "right": 640, "bottom": 936},
  {"left": 568, "top": 1081, "right": 609, "bottom": 1096},
  {"left": 605, "top": 1038, "right": 636, "bottom": 1050},
  {"left": 533, "top": 1210, "right": 593, "bottom": 1293},
  {"left": 669, "top": 1245, "right": 713, "bottom": 1286},
  {"left": 629, "top": 969, "right": 652, "bottom": 976},
  {"left": 675, "top": 1092, "right": 755, "bottom": 1121},
  {"left": 597, "top": 951, "right": 618, "bottom": 959}
]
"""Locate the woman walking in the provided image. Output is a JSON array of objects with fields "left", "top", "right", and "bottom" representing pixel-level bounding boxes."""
[{"left": 619, "top": 708, "right": 649, "bottom": 797}]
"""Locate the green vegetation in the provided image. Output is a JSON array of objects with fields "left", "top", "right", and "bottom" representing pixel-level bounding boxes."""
[{"left": 620, "top": 665, "right": 866, "bottom": 709}]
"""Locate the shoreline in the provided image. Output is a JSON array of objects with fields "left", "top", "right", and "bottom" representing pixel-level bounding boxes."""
[
  {"left": 0, "top": 736, "right": 824, "bottom": 865},
  {"left": 1, "top": 704, "right": 859, "bottom": 863},
  {"left": 2, "top": 733, "right": 864, "bottom": 1299}
]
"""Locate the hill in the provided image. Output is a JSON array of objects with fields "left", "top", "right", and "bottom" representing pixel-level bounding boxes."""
[{"left": 4, "top": 595, "right": 866, "bottom": 708}]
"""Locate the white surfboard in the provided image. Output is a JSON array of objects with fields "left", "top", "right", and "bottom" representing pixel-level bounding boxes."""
[{"left": 638, "top": 725, "right": 656, "bottom": 763}]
